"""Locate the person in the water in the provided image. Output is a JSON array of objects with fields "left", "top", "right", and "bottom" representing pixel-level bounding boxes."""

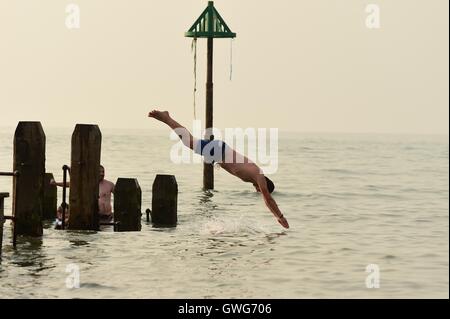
[
  {"left": 51, "top": 165, "right": 115, "bottom": 222},
  {"left": 148, "top": 110, "right": 289, "bottom": 229}
]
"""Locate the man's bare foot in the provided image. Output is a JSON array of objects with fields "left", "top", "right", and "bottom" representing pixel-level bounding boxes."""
[{"left": 148, "top": 110, "right": 170, "bottom": 123}]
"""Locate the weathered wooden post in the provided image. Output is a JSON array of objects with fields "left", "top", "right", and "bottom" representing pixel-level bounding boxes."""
[
  {"left": 146, "top": 209, "right": 151, "bottom": 223},
  {"left": 13, "top": 122, "right": 46, "bottom": 236},
  {"left": 185, "top": 1, "right": 236, "bottom": 190},
  {"left": 68, "top": 124, "right": 102, "bottom": 230},
  {"left": 151, "top": 175, "right": 178, "bottom": 227},
  {"left": 42, "top": 173, "right": 57, "bottom": 220},
  {"left": 0, "top": 193, "right": 8, "bottom": 256},
  {"left": 114, "top": 178, "right": 142, "bottom": 232}
]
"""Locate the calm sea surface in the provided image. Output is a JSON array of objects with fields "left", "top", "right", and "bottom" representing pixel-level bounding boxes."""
[{"left": 0, "top": 127, "right": 448, "bottom": 298}]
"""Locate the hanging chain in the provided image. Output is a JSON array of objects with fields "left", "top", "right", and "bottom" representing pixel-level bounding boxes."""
[
  {"left": 191, "top": 38, "right": 198, "bottom": 119},
  {"left": 229, "top": 38, "right": 234, "bottom": 81}
]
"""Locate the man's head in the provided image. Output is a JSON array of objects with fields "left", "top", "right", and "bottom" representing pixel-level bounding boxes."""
[
  {"left": 99, "top": 165, "right": 105, "bottom": 182},
  {"left": 265, "top": 176, "right": 275, "bottom": 193}
]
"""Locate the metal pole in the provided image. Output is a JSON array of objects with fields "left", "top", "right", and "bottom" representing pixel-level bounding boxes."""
[
  {"left": 0, "top": 172, "right": 17, "bottom": 177},
  {"left": 1, "top": 171, "right": 19, "bottom": 250},
  {"left": 0, "top": 193, "right": 7, "bottom": 256},
  {"left": 12, "top": 172, "right": 19, "bottom": 248},
  {"left": 62, "top": 165, "right": 69, "bottom": 230},
  {"left": 204, "top": 37, "right": 214, "bottom": 190}
]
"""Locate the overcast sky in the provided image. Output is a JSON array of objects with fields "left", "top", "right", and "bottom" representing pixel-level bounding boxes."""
[{"left": 0, "top": 0, "right": 448, "bottom": 134}]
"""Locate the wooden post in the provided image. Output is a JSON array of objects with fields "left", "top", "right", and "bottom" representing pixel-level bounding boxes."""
[
  {"left": 204, "top": 37, "right": 214, "bottom": 190},
  {"left": 146, "top": 209, "right": 151, "bottom": 223},
  {"left": 42, "top": 173, "right": 57, "bottom": 220},
  {"left": 114, "top": 178, "right": 142, "bottom": 232},
  {"left": 151, "top": 175, "right": 178, "bottom": 227},
  {"left": 186, "top": 1, "right": 236, "bottom": 190},
  {"left": 68, "top": 124, "right": 102, "bottom": 230},
  {"left": 0, "top": 193, "right": 8, "bottom": 257},
  {"left": 13, "top": 122, "right": 45, "bottom": 237}
]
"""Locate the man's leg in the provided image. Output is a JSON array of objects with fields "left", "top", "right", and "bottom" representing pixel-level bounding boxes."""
[{"left": 149, "top": 110, "right": 195, "bottom": 150}]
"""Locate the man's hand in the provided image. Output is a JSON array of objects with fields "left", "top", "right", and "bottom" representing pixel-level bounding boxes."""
[
  {"left": 50, "top": 179, "right": 56, "bottom": 186},
  {"left": 277, "top": 215, "right": 290, "bottom": 229}
]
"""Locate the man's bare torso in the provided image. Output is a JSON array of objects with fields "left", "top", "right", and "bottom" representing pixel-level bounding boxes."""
[
  {"left": 219, "top": 147, "right": 262, "bottom": 184},
  {"left": 99, "top": 179, "right": 114, "bottom": 216}
]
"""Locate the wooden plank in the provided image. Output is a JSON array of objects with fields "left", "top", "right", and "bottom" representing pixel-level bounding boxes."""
[
  {"left": 68, "top": 124, "right": 102, "bottom": 230},
  {"left": 114, "top": 178, "right": 142, "bottom": 232},
  {"left": 13, "top": 122, "right": 45, "bottom": 236}
]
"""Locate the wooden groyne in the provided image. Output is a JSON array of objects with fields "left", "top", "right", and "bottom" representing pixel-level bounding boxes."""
[
  {"left": 13, "top": 122, "right": 46, "bottom": 236},
  {"left": 1, "top": 122, "right": 179, "bottom": 257},
  {"left": 114, "top": 178, "right": 142, "bottom": 232},
  {"left": 151, "top": 175, "right": 178, "bottom": 228},
  {"left": 68, "top": 124, "right": 102, "bottom": 231}
]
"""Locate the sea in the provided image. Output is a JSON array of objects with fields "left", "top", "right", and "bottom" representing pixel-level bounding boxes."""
[{"left": 0, "top": 126, "right": 448, "bottom": 298}]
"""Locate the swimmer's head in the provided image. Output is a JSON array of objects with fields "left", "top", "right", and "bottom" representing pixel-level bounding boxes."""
[
  {"left": 265, "top": 177, "right": 275, "bottom": 193},
  {"left": 254, "top": 177, "right": 275, "bottom": 193},
  {"left": 99, "top": 165, "right": 105, "bottom": 181}
]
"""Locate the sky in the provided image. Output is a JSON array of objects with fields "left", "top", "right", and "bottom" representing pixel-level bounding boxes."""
[{"left": 0, "top": 0, "right": 448, "bottom": 134}]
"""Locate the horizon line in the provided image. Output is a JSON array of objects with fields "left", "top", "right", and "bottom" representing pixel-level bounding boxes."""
[{"left": 0, "top": 124, "right": 448, "bottom": 138}]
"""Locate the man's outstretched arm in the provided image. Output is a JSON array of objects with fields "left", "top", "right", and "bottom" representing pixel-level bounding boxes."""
[
  {"left": 50, "top": 179, "right": 70, "bottom": 188},
  {"left": 257, "top": 175, "right": 290, "bottom": 229}
]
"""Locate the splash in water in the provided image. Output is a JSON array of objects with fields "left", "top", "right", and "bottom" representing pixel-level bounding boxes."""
[{"left": 199, "top": 216, "right": 268, "bottom": 236}]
